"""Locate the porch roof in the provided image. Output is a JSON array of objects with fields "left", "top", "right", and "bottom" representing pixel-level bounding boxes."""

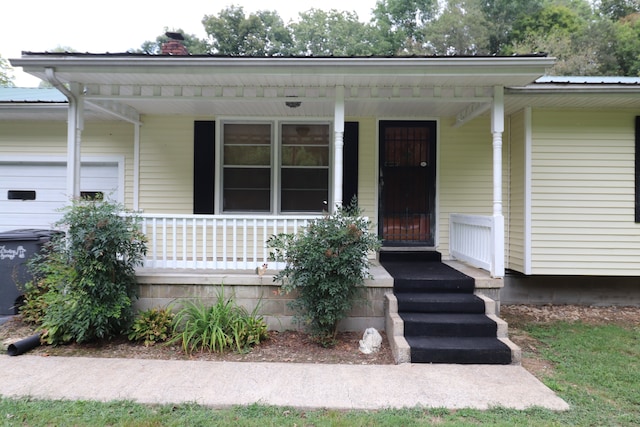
[{"left": 10, "top": 53, "right": 555, "bottom": 123}]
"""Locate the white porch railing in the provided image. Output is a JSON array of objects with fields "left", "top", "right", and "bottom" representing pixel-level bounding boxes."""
[
  {"left": 137, "top": 213, "right": 319, "bottom": 270},
  {"left": 449, "top": 213, "right": 503, "bottom": 277}
]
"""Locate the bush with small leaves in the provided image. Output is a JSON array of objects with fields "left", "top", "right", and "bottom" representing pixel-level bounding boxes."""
[
  {"left": 26, "top": 198, "right": 147, "bottom": 345},
  {"left": 128, "top": 307, "right": 175, "bottom": 346},
  {"left": 268, "top": 198, "right": 381, "bottom": 347}
]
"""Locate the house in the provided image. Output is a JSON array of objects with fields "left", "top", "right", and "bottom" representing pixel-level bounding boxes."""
[{"left": 3, "top": 49, "right": 640, "bottom": 340}]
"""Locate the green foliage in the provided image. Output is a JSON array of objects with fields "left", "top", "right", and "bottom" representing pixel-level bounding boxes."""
[
  {"left": 18, "top": 246, "right": 73, "bottom": 324},
  {"left": 0, "top": 55, "right": 15, "bottom": 87},
  {"left": 171, "top": 289, "right": 268, "bottom": 354},
  {"left": 268, "top": 199, "right": 381, "bottom": 346},
  {"left": 27, "top": 198, "right": 147, "bottom": 345},
  {"left": 128, "top": 307, "right": 175, "bottom": 346},
  {"left": 290, "top": 9, "right": 382, "bottom": 56},
  {"left": 202, "top": 6, "right": 293, "bottom": 56},
  {"left": 133, "top": 0, "right": 640, "bottom": 76}
]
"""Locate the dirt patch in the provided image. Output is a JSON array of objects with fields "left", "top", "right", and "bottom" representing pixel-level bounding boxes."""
[
  {"left": 3, "top": 305, "right": 639, "bottom": 371},
  {"left": 501, "top": 304, "right": 640, "bottom": 379},
  {"left": 0, "top": 317, "right": 395, "bottom": 365}
]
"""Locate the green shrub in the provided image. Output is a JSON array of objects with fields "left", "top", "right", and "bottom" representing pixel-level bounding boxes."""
[
  {"left": 20, "top": 248, "right": 75, "bottom": 325},
  {"left": 171, "top": 288, "right": 268, "bottom": 354},
  {"left": 267, "top": 199, "right": 381, "bottom": 347},
  {"left": 128, "top": 307, "right": 175, "bottom": 346},
  {"left": 27, "top": 198, "right": 147, "bottom": 345}
]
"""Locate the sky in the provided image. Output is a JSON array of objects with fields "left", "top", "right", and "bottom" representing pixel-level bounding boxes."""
[{"left": 2, "top": 0, "right": 376, "bottom": 87}]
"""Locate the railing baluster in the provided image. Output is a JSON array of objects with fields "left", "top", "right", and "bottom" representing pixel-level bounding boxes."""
[
  {"left": 171, "top": 218, "right": 177, "bottom": 269},
  {"left": 212, "top": 218, "right": 218, "bottom": 269},
  {"left": 181, "top": 218, "right": 187, "bottom": 269},
  {"left": 222, "top": 218, "right": 228, "bottom": 270},
  {"left": 202, "top": 218, "right": 207, "bottom": 269},
  {"left": 161, "top": 218, "right": 167, "bottom": 269}
]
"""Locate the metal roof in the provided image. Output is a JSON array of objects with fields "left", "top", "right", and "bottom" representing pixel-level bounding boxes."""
[
  {"left": 536, "top": 76, "right": 640, "bottom": 85},
  {"left": 0, "top": 87, "right": 66, "bottom": 102}
]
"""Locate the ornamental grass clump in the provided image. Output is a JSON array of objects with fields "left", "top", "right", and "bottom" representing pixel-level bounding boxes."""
[
  {"left": 268, "top": 199, "right": 381, "bottom": 347},
  {"left": 170, "top": 288, "right": 268, "bottom": 354}
]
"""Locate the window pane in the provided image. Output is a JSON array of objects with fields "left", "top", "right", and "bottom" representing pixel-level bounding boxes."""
[
  {"left": 224, "top": 123, "right": 271, "bottom": 145},
  {"left": 224, "top": 146, "right": 271, "bottom": 165},
  {"left": 281, "top": 169, "right": 328, "bottom": 212},
  {"left": 223, "top": 168, "right": 271, "bottom": 212},
  {"left": 282, "top": 124, "right": 330, "bottom": 145},
  {"left": 281, "top": 146, "right": 329, "bottom": 166}
]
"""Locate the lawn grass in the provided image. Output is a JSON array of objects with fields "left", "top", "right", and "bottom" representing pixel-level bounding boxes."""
[{"left": 1, "top": 321, "right": 639, "bottom": 426}]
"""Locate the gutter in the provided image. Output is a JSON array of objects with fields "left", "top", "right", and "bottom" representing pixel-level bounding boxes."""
[{"left": 12, "top": 55, "right": 557, "bottom": 75}]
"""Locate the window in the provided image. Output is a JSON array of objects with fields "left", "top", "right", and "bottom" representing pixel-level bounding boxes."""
[
  {"left": 280, "top": 124, "right": 330, "bottom": 212},
  {"left": 221, "top": 122, "right": 330, "bottom": 213},
  {"left": 8, "top": 190, "right": 36, "bottom": 201},
  {"left": 223, "top": 123, "right": 272, "bottom": 212}
]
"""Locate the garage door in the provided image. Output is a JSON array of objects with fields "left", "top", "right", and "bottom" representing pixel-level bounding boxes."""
[{"left": 0, "top": 160, "right": 121, "bottom": 232}]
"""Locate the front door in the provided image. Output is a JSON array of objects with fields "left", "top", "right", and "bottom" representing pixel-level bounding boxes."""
[{"left": 379, "top": 121, "right": 436, "bottom": 246}]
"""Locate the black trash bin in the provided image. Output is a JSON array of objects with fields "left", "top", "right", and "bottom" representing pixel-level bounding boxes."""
[{"left": 0, "top": 229, "right": 62, "bottom": 315}]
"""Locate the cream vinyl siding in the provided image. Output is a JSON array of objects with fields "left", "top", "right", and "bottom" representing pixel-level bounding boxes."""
[
  {"left": 530, "top": 109, "right": 640, "bottom": 275},
  {"left": 0, "top": 120, "right": 135, "bottom": 206},
  {"left": 507, "top": 110, "right": 526, "bottom": 272},
  {"left": 439, "top": 116, "right": 504, "bottom": 256},
  {"left": 139, "top": 116, "right": 195, "bottom": 213}
]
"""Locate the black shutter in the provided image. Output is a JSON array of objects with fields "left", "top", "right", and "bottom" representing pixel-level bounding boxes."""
[
  {"left": 343, "top": 122, "right": 359, "bottom": 207},
  {"left": 194, "top": 121, "right": 215, "bottom": 214},
  {"left": 636, "top": 116, "right": 640, "bottom": 222}
]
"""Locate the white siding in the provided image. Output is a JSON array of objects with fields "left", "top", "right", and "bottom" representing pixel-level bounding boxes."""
[{"left": 530, "top": 109, "right": 640, "bottom": 275}]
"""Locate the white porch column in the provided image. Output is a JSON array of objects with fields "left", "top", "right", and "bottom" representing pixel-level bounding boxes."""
[
  {"left": 333, "top": 85, "right": 345, "bottom": 211},
  {"left": 491, "top": 86, "right": 505, "bottom": 277},
  {"left": 66, "top": 82, "right": 84, "bottom": 199}
]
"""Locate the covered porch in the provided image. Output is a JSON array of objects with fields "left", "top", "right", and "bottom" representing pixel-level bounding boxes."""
[{"left": 12, "top": 53, "right": 555, "bottom": 281}]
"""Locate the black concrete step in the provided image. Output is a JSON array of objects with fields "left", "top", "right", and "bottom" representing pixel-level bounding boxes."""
[
  {"left": 396, "top": 293, "right": 486, "bottom": 314},
  {"left": 400, "top": 313, "right": 498, "bottom": 337},
  {"left": 393, "top": 277, "right": 475, "bottom": 294},
  {"left": 407, "top": 336, "right": 512, "bottom": 364},
  {"left": 379, "top": 250, "right": 441, "bottom": 263},
  {"left": 381, "top": 261, "right": 475, "bottom": 294}
]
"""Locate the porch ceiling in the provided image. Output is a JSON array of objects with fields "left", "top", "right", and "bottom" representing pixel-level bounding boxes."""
[{"left": 9, "top": 54, "right": 558, "bottom": 122}]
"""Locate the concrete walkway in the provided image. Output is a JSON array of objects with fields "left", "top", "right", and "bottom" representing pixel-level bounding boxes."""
[{"left": 0, "top": 355, "right": 569, "bottom": 411}]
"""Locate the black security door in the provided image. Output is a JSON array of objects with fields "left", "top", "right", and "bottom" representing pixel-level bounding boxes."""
[{"left": 379, "top": 121, "right": 436, "bottom": 246}]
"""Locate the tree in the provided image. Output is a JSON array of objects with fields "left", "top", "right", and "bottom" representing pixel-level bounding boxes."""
[
  {"left": 0, "top": 55, "right": 15, "bottom": 87},
  {"left": 510, "top": 4, "right": 587, "bottom": 45},
  {"left": 598, "top": 0, "right": 640, "bottom": 20},
  {"left": 290, "top": 9, "right": 382, "bottom": 56},
  {"left": 201, "top": 6, "right": 293, "bottom": 56},
  {"left": 481, "top": 0, "right": 545, "bottom": 54},
  {"left": 420, "top": 0, "right": 490, "bottom": 55},
  {"left": 372, "top": 0, "right": 439, "bottom": 54},
  {"left": 612, "top": 13, "right": 640, "bottom": 75}
]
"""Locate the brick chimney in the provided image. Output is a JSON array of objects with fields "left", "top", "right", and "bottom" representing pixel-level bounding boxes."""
[{"left": 161, "top": 32, "right": 189, "bottom": 55}]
